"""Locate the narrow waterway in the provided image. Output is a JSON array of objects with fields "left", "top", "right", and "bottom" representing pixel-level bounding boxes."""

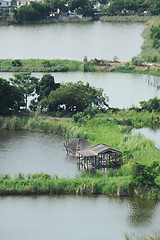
[{"left": 1, "top": 72, "right": 160, "bottom": 108}]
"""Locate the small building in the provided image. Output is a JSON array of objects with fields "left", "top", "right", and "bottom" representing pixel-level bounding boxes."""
[
  {"left": 17, "top": 0, "right": 44, "bottom": 8},
  {"left": 0, "top": 0, "right": 12, "bottom": 8},
  {"left": 64, "top": 139, "right": 122, "bottom": 171}
]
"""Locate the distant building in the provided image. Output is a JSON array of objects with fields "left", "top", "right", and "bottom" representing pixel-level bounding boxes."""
[
  {"left": 0, "top": 0, "right": 12, "bottom": 8},
  {"left": 17, "top": 0, "right": 44, "bottom": 8}
]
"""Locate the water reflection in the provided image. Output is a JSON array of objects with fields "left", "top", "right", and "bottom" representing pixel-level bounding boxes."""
[
  {"left": 0, "top": 195, "right": 159, "bottom": 240},
  {"left": 128, "top": 198, "right": 157, "bottom": 226}
]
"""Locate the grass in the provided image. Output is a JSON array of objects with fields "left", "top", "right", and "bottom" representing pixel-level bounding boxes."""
[
  {"left": 0, "top": 59, "right": 83, "bottom": 72},
  {"left": 100, "top": 15, "right": 151, "bottom": 23},
  {"left": 141, "top": 16, "right": 160, "bottom": 58}
]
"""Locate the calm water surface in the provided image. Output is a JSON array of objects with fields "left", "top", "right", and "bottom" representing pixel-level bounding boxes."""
[
  {"left": 1, "top": 72, "right": 160, "bottom": 108},
  {"left": 132, "top": 127, "right": 160, "bottom": 149},
  {"left": 0, "top": 22, "right": 145, "bottom": 61},
  {"left": 0, "top": 195, "right": 159, "bottom": 240},
  {"left": 0, "top": 130, "right": 78, "bottom": 177}
]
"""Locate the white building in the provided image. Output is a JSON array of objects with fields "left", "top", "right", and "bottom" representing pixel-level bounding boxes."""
[{"left": 0, "top": 0, "right": 12, "bottom": 8}]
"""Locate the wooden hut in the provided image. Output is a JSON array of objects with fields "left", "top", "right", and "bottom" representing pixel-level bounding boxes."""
[{"left": 64, "top": 139, "right": 122, "bottom": 171}]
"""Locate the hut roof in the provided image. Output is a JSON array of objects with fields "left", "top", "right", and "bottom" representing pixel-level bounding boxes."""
[
  {"left": 91, "top": 143, "right": 122, "bottom": 154},
  {"left": 65, "top": 138, "right": 92, "bottom": 154},
  {"left": 77, "top": 149, "right": 98, "bottom": 157}
]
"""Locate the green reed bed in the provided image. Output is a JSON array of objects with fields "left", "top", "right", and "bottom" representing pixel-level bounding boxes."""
[
  {"left": 0, "top": 59, "right": 83, "bottom": 72},
  {"left": 100, "top": 15, "right": 150, "bottom": 23},
  {"left": 0, "top": 172, "right": 132, "bottom": 196}
]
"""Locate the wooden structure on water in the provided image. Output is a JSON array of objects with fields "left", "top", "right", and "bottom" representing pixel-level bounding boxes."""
[{"left": 64, "top": 138, "right": 122, "bottom": 171}]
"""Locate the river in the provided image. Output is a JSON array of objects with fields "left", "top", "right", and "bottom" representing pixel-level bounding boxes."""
[
  {"left": 1, "top": 72, "right": 160, "bottom": 108},
  {"left": 0, "top": 21, "right": 145, "bottom": 61}
]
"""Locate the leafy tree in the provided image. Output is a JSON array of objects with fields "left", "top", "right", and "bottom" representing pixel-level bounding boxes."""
[
  {"left": 0, "top": 78, "right": 25, "bottom": 115},
  {"left": 131, "top": 55, "right": 144, "bottom": 66},
  {"left": 45, "top": 0, "right": 68, "bottom": 12},
  {"left": 131, "top": 162, "right": 160, "bottom": 189},
  {"left": 10, "top": 73, "right": 39, "bottom": 110},
  {"left": 40, "top": 81, "right": 109, "bottom": 113},
  {"left": 140, "top": 97, "right": 160, "bottom": 112},
  {"left": 14, "top": 2, "right": 50, "bottom": 23},
  {"left": 34, "top": 74, "right": 60, "bottom": 111},
  {"left": 68, "top": 0, "right": 94, "bottom": 17}
]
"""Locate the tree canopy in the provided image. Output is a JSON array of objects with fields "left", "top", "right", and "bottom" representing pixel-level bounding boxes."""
[
  {"left": 39, "top": 81, "right": 108, "bottom": 113},
  {"left": 0, "top": 78, "right": 25, "bottom": 115},
  {"left": 10, "top": 73, "right": 39, "bottom": 109}
]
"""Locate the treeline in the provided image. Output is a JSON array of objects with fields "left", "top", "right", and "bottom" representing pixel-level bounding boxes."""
[
  {"left": 13, "top": 0, "right": 94, "bottom": 23},
  {"left": 105, "top": 0, "right": 160, "bottom": 16},
  {"left": 0, "top": 73, "right": 108, "bottom": 116}
]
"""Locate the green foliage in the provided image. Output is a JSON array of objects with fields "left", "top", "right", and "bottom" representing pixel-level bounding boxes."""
[
  {"left": 0, "top": 59, "right": 83, "bottom": 72},
  {"left": 41, "top": 81, "right": 108, "bottom": 113},
  {"left": 131, "top": 161, "right": 160, "bottom": 189},
  {"left": 14, "top": 2, "right": 50, "bottom": 23},
  {"left": 10, "top": 73, "right": 39, "bottom": 110},
  {"left": 140, "top": 97, "right": 160, "bottom": 112},
  {"left": 0, "top": 78, "right": 25, "bottom": 115},
  {"left": 132, "top": 55, "right": 145, "bottom": 66},
  {"left": 150, "top": 25, "right": 160, "bottom": 50},
  {"left": 12, "top": 60, "right": 22, "bottom": 67}
]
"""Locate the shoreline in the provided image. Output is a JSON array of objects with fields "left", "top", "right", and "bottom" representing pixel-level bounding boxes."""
[{"left": 1, "top": 58, "right": 160, "bottom": 77}]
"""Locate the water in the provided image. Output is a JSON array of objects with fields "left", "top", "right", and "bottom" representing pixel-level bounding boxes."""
[
  {"left": 132, "top": 127, "right": 160, "bottom": 149},
  {"left": 1, "top": 71, "right": 160, "bottom": 108},
  {"left": 0, "top": 21, "right": 145, "bottom": 61},
  {"left": 0, "top": 195, "right": 159, "bottom": 240},
  {"left": 0, "top": 130, "right": 79, "bottom": 177}
]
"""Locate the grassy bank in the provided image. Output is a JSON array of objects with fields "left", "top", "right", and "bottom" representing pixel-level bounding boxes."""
[
  {"left": 0, "top": 17, "right": 93, "bottom": 26},
  {"left": 141, "top": 16, "right": 160, "bottom": 58},
  {"left": 100, "top": 15, "right": 150, "bottom": 23},
  {"left": 0, "top": 59, "right": 83, "bottom": 72}
]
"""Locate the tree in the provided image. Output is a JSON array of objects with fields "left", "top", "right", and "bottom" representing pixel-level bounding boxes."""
[
  {"left": 68, "top": 0, "right": 94, "bottom": 17},
  {"left": 140, "top": 97, "right": 160, "bottom": 112},
  {"left": 0, "top": 78, "right": 25, "bottom": 115},
  {"left": 14, "top": 2, "right": 50, "bottom": 23},
  {"left": 40, "top": 81, "right": 109, "bottom": 113},
  {"left": 35, "top": 74, "right": 60, "bottom": 111},
  {"left": 10, "top": 73, "right": 39, "bottom": 110}
]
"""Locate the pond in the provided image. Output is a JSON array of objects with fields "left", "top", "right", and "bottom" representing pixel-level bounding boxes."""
[
  {"left": 0, "top": 21, "right": 145, "bottom": 61},
  {"left": 1, "top": 72, "right": 160, "bottom": 108},
  {"left": 0, "top": 130, "right": 79, "bottom": 177},
  {"left": 0, "top": 195, "right": 159, "bottom": 240}
]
